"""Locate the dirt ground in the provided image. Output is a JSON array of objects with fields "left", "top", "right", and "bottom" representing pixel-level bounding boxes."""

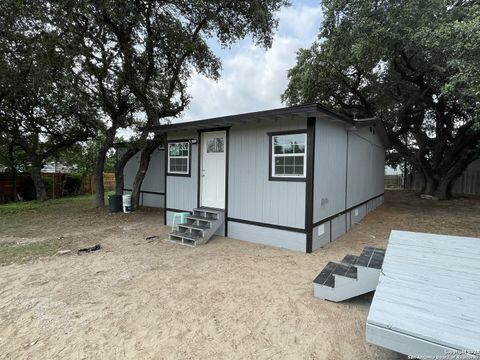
[{"left": 0, "top": 191, "right": 479, "bottom": 360}]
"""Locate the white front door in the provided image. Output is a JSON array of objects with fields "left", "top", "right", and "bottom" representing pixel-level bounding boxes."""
[{"left": 201, "top": 131, "right": 226, "bottom": 209}]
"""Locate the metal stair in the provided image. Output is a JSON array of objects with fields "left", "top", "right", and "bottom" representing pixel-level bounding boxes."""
[
  {"left": 313, "top": 247, "right": 385, "bottom": 302},
  {"left": 168, "top": 208, "right": 225, "bottom": 247}
]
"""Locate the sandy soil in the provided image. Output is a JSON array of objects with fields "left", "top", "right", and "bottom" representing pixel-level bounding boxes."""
[{"left": 0, "top": 191, "right": 479, "bottom": 360}]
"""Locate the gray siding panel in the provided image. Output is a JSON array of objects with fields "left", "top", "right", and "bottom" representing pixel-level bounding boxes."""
[
  {"left": 123, "top": 147, "right": 165, "bottom": 208},
  {"left": 331, "top": 214, "right": 346, "bottom": 241},
  {"left": 228, "top": 118, "right": 306, "bottom": 229},
  {"left": 122, "top": 189, "right": 165, "bottom": 208},
  {"left": 312, "top": 222, "right": 331, "bottom": 250},
  {"left": 142, "top": 193, "right": 165, "bottom": 208},
  {"left": 227, "top": 221, "right": 306, "bottom": 252},
  {"left": 313, "top": 120, "right": 347, "bottom": 223},
  {"left": 346, "top": 127, "right": 385, "bottom": 208},
  {"left": 166, "top": 131, "right": 198, "bottom": 212}
]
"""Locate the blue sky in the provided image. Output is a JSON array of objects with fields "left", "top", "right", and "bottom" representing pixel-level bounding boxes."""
[{"left": 180, "top": 0, "right": 323, "bottom": 122}]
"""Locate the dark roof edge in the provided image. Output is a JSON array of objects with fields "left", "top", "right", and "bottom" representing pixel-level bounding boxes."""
[{"left": 148, "top": 103, "right": 354, "bottom": 132}]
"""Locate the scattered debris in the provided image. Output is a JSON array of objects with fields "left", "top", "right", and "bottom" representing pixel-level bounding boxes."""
[
  {"left": 57, "top": 250, "right": 71, "bottom": 256},
  {"left": 145, "top": 235, "right": 160, "bottom": 243},
  {"left": 420, "top": 194, "right": 439, "bottom": 200},
  {"left": 77, "top": 244, "right": 101, "bottom": 254}
]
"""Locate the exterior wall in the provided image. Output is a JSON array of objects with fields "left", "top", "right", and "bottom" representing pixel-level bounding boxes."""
[
  {"left": 161, "top": 116, "right": 386, "bottom": 253},
  {"left": 123, "top": 147, "right": 165, "bottom": 207},
  {"left": 311, "top": 122, "right": 386, "bottom": 252},
  {"left": 346, "top": 127, "right": 385, "bottom": 208},
  {"left": 313, "top": 120, "right": 347, "bottom": 223},
  {"left": 228, "top": 117, "right": 307, "bottom": 229},
  {"left": 312, "top": 222, "right": 331, "bottom": 249},
  {"left": 227, "top": 221, "right": 306, "bottom": 252},
  {"left": 166, "top": 131, "right": 199, "bottom": 212}
]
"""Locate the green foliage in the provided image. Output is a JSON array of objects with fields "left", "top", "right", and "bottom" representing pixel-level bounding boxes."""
[
  {"left": 283, "top": 0, "right": 480, "bottom": 198},
  {"left": 0, "top": 193, "right": 96, "bottom": 216},
  {"left": 0, "top": 239, "right": 62, "bottom": 266}
]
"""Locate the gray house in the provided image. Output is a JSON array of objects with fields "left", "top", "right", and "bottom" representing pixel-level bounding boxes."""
[{"left": 123, "top": 104, "right": 389, "bottom": 253}]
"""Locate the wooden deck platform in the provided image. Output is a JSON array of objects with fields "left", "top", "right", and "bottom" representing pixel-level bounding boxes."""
[{"left": 367, "top": 230, "right": 480, "bottom": 358}]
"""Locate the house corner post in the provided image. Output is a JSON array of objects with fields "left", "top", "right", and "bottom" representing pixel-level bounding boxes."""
[{"left": 305, "top": 117, "right": 316, "bottom": 253}]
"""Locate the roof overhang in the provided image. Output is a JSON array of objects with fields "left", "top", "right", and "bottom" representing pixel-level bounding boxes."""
[
  {"left": 148, "top": 103, "right": 391, "bottom": 148},
  {"left": 350, "top": 118, "right": 391, "bottom": 149},
  {"left": 149, "top": 103, "right": 353, "bottom": 132}
]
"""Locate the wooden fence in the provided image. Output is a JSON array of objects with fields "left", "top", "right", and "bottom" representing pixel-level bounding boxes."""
[
  {"left": 0, "top": 172, "right": 115, "bottom": 203},
  {"left": 405, "top": 171, "right": 480, "bottom": 196},
  {"left": 384, "top": 175, "right": 403, "bottom": 189},
  {"left": 82, "top": 173, "right": 116, "bottom": 194},
  {"left": 385, "top": 163, "right": 480, "bottom": 196}
]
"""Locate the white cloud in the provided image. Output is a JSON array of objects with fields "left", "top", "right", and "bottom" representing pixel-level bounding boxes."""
[{"left": 179, "top": 3, "right": 323, "bottom": 122}]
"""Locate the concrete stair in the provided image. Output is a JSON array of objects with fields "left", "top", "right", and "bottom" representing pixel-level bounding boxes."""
[
  {"left": 313, "top": 247, "right": 385, "bottom": 302},
  {"left": 168, "top": 208, "right": 224, "bottom": 247}
]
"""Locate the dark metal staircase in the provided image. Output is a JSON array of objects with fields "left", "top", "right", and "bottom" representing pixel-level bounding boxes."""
[{"left": 169, "top": 208, "right": 225, "bottom": 247}]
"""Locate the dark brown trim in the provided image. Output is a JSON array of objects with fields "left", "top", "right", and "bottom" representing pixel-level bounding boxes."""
[
  {"left": 123, "top": 188, "right": 165, "bottom": 196},
  {"left": 198, "top": 126, "right": 231, "bottom": 133},
  {"left": 266, "top": 128, "right": 307, "bottom": 136},
  {"left": 268, "top": 129, "right": 308, "bottom": 183},
  {"left": 196, "top": 131, "right": 201, "bottom": 208},
  {"left": 225, "top": 128, "right": 230, "bottom": 237},
  {"left": 164, "top": 135, "right": 168, "bottom": 225},
  {"left": 227, "top": 217, "right": 306, "bottom": 234},
  {"left": 166, "top": 139, "right": 192, "bottom": 177},
  {"left": 165, "top": 207, "right": 192, "bottom": 214},
  {"left": 312, "top": 193, "right": 384, "bottom": 229},
  {"left": 305, "top": 117, "right": 315, "bottom": 253}
]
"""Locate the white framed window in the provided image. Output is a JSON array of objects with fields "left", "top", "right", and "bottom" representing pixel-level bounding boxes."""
[
  {"left": 168, "top": 141, "right": 190, "bottom": 175},
  {"left": 270, "top": 132, "right": 306, "bottom": 180}
]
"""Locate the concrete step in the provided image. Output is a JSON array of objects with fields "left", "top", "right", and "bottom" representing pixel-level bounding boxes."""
[
  {"left": 185, "top": 214, "right": 214, "bottom": 223},
  {"left": 193, "top": 208, "right": 221, "bottom": 220},
  {"left": 169, "top": 231, "right": 203, "bottom": 247},
  {"left": 178, "top": 223, "right": 210, "bottom": 235},
  {"left": 170, "top": 208, "right": 225, "bottom": 247}
]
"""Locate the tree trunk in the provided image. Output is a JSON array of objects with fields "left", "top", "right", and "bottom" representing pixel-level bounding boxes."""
[
  {"left": 30, "top": 157, "right": 47, "bottom": 201},
  {"left": 131, "top": 136, "right": 163, "bottom": 208},
  {"left": 95, "top": 144, "right": 110, "bottom": 207},
  {"left": 8, "top": 143, "right": 18, "bottom": 201},
  {"left": 10, "top": 166, "right": 17, "bottom": 201},
  {"left": 423, "top": 176, "right": 437, "bottom": 196},
  {"left": 114, "top": 147, "right": 137, "bottom": 195}
]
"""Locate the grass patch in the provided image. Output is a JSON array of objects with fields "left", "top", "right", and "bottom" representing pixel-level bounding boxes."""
[
  {"left": 0, "top": 192, "right": 114, "bottom": 216},
  {"left": 0, "top": 239, "right": 62, "bottom": 266}
]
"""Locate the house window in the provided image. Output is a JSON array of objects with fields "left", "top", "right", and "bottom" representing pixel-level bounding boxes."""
[
  {"left": 207, "top": 137, "right": 224, "bottom": 153},
  {"left": 270, "top": 132, "right": 306, "bottom": 180},
  {"left": 168, "top": 141, "right": 190, "bottom": 175}
]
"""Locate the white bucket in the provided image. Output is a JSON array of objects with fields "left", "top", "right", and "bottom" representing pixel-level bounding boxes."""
[{"left": 122, "top": 194, "right": 132, "bottom": 213}]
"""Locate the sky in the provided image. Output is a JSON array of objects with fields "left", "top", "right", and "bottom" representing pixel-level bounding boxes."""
[{"left": 177, "top": 0, "right": 323, "bottom": 123}]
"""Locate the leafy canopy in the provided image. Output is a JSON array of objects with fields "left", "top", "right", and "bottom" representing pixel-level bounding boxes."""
[{"left": 283, "top": 0, "right": 480, "bottom": 197}]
